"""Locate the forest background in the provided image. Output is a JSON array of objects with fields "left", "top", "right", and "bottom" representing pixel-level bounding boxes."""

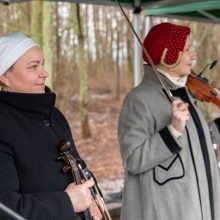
[{"left": 1, "top": 1, "right": 220, "bottom": 201}]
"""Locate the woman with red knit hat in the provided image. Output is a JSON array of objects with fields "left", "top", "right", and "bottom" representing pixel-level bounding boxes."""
[{"left": 118, "top": 22, "right": 220, "bottom": 220}]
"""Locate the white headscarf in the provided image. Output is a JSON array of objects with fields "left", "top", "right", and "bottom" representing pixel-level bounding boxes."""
[{"left": 0, "top": 32, "right": 38, "bottom": 76}]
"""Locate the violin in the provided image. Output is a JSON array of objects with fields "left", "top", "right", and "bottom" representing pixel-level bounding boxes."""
[
  {"left": 186, "top": 71, "right": 220, "bottom": 107},
  {"left": 57, "top": 140, "right": 112, "bottom": 220}
]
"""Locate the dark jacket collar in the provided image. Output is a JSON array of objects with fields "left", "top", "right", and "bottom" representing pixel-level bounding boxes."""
[
  {"left": 0, "top": 87, "right": 56, "bottom": 119},
  {"left": 143, "top": 64, "right": 197, "bottom": 103}
]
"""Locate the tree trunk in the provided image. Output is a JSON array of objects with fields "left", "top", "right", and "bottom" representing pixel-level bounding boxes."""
[
  {"left": 18, "top": 3, "right": 30, "bottom": 34},
  {"left": 42, "top": 1, "right": 53, "bottom": 89},
  {"left": 115, "top": 15, "right": 120, "bottom": 100},
  {"left": 126, "top": 12, "right": 134, "bottom": 90},
  {"left": 72, "top": 4, "right": 91, "bottom": 138},
  {"left": 30, "top": 1, "right": 42, "bottom": 45}
]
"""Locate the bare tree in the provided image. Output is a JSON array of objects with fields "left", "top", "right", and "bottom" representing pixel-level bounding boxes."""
[
  {"left": 30, "top": 1, "right": 42, "bottom": 44},
  {"left": 42, "top": 1, "right": 53, "bottom": 89},
  {"left": 115, "top": 11, "right": 121, "bottom": 100},
  {"left": 71, "top": 4, "right": 91, "bottom": 138},
  {"left": 18, "top": 3, "right": 30, "bottom": 34}
]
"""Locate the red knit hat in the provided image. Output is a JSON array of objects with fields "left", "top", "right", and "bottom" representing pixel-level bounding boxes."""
[{"left": 143, "top": 22, "right": 190, "bottom": 68}]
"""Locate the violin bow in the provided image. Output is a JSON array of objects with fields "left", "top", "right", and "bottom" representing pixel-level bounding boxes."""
[
  {"left": 77, "top": 163, "right": 112, "bottom": 220},
  {"left": 115, "top": 0, "right": 173, "bottom": 102}
]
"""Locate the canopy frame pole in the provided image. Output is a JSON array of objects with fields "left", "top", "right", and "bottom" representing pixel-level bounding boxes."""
[
  {"left": 198, "top": 10, "right": 220, "bottom": 22},
  {"left": 133, "top": 0, "right": 142, "bottom": 86}
]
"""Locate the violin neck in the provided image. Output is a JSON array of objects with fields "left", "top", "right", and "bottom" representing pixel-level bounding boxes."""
[{"left": 79, "top": 209, "right": 93, "bottom": 220}]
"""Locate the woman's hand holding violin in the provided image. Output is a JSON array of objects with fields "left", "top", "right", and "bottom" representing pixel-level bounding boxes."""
[
  {"left": 65, "top": 179, "right": 94, "bottom": 213},
  {"left": 89, "top": 195, "right": 104, "bottom": 220},
  {"left": 214, "top": 88, "right": 220, "bottom": 100}
]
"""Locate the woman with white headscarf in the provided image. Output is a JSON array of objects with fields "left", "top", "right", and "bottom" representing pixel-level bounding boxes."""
[{"left": 0, "top": 32, "right": 102, "bottom": 220}]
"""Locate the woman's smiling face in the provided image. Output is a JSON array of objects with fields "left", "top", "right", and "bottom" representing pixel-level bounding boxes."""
[{"left": 0, "top": 46, "right": 48, "bottom": 93}]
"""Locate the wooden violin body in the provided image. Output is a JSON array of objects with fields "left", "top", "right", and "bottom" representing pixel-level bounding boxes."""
[{"left": 186, "top": 72, "right": 220, "bottom": 107}]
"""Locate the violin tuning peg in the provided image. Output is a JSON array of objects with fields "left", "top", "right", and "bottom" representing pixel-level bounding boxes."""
[
  {"left": 56, "top": 156, "right": 64, "bottom": 162},
  {"left": 63, "top": 166, "right": 71, "bottom": 173}
]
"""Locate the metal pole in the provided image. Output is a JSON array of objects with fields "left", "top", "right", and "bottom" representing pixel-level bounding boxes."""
[
  {"left": 145, "top": 16, "right": 151, "bottom": 36},
  {"left": 133, "top": 12, "right": 141, "bottom": 87}
]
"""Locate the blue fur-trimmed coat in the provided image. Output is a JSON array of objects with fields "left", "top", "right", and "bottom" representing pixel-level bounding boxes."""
[{"left": 118, "top": 65, "right": 220, "bottom": 220}]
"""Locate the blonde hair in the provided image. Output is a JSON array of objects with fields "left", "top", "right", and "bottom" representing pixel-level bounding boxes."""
[
  {"left": 0, "top": 65, "right": 14, "bottom": 91},
  {"left": 0, "top": 81, "right": 7, "bottom": 91}
]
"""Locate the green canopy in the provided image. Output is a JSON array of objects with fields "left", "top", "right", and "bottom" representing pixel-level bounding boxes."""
[{"left": 144, "top": 0, "right": 220, "bottom": 23}]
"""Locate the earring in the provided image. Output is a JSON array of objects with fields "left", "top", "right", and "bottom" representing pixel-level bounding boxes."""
[{"left": 0, "top": 84, "right": 10, "bottom": 92}]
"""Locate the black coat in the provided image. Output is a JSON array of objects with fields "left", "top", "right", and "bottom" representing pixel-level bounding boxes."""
[
  {"left": 214, "top": 117, "right": 220, "bottom": 133},
  {"left": 0, "top": 89, "right": 81, "bottom": 220}
]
